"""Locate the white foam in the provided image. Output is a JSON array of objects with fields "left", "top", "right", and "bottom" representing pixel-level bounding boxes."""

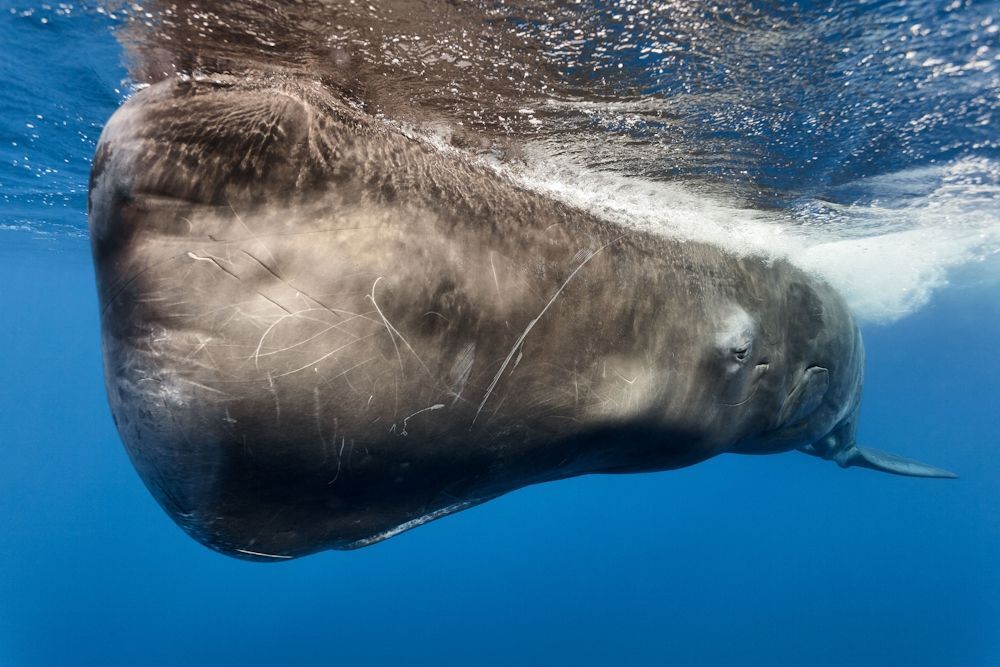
[
  {"left": 792, "top": 158, "right": 1000, "bottom": 322},
  {"left": 794, "top": 226, "right": 980, "bottom": 323},
  {"left": 512, "top": 150, "right": 1000, "bottom": 325}
]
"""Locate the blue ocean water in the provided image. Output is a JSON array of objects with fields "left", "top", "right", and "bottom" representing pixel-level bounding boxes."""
[{"left": 1, "top": 2, "right": 998, "bottom": 665}]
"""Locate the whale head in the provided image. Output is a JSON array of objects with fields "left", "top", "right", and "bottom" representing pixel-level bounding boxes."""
[{"left": 717, "top": 276, "right": 957, "bottom": 479}]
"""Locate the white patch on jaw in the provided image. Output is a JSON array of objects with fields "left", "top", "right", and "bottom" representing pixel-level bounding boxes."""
[
  {"left": 713, "top": 304, "right": 757, "bottom": 375},
  {"left": 344, "top": 500, "right": 477, "bottom": 549}
]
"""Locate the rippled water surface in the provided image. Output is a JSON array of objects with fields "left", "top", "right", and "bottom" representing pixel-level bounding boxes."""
[
  {"left": 1, "top": 1, "right": 999, "bottom": 665},
  {"left": 5, "top": 0, "right": 1000, "bottom": 317}
]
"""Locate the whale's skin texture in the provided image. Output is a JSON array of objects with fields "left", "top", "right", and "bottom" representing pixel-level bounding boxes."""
[{"left": 89, "top": 77, "right": 865, "bottom": 560}]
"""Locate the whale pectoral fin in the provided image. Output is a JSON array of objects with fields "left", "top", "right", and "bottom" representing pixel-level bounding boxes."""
[
  {"left": 777, "top": 366, "right": 829, "bottom": 427},
  {"left": 840, "top": 445, "right": 959, "bottom": 479}
]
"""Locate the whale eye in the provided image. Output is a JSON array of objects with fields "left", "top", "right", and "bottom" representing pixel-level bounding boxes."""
[{"left": 713, "top": 303, "right": 759, "bottom": 375}]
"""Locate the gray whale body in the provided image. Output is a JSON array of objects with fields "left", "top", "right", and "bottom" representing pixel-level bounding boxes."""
[{"left": 89, "top": 77, "right": 955, "bottom": 561}]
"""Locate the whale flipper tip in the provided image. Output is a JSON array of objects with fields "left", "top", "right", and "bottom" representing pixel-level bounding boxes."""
[{"left": 846, "top": 445, "right": 958, "bottom": 479}]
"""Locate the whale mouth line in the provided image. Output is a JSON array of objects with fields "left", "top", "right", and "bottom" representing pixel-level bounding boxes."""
[{"left": 721, "top": 362, "right": 770, "bottom": 407}]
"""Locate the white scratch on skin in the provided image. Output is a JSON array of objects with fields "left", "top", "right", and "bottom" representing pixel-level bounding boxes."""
[
  {"left": 448, "top": 343, "right": 476, "bottom": 405},
  {"left": 614, "top": 370, "right": 637, "bottom": 385},
  {"left": 366, "top": 277, "right": 434, "bottom": 379},
  {"left": 473, "top": 242, "right": 613, "bottom": 425},
  {"left": 228, "top": 199, "right": 280, "bottom": 268},
  {"left": 218, "top": 305, "right": 270, "bottom": 330},
  {"left": 315, "top": 357, "right": 376, "bottom": 390},
  {"left": 185, "top": 251, "right": 237, "bottom": 278},
  {"left": 423, "top": 310, "right": 450, "bottom": 323},
  {"left": 234, "top": 548, "right": 292, "bottom": 560},
  {"left": 238, "top": 248, "right": 362, "bottom": 326},
  {"left": 252, "top": 308, "right": 367, "bottom": 369},
  {"left": 489, "top": 251, "right": 503, "bottom": 304},
  {"left": 176, "top": 378, "right": 231, "bottom": 397},
  {"left": 314, "top": 387, "right": 329, "bottom": 462},
  {"left": 328, "top": 437, "right": 346, "bottom": 485},
  {"left": 271, "top": 333, "right": 377, "bottom": 378},
  {"left": 394, "top": 403, "right": 445, "bottom": 436},
  {"left": 186, "top": 251, "right": 217, "bottom": 264},
  {"left": 185, "top": 336, "right": 211, "bottom": 361},
  {"left": 368, "top": 277, "right": 403, "bottom": 370},
  {"left": 268, "top": 372, "right": 281, "bottom": 422}
]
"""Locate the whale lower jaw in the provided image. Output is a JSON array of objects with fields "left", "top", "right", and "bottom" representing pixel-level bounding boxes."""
[
  {"left": 184, "top": 499, "right": 493, "bottom": 561},
  {"left": 340, "top": 500, "right": 482, "bottom": 550}
]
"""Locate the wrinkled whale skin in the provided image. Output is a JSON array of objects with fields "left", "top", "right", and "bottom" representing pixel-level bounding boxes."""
[{"left": 89, "top": 76, "right": 891, "bottom": 560}]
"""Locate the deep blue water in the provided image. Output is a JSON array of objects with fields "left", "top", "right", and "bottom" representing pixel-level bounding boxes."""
[{"left": 2, "top": 2, "right": 999, "bottom": 665}]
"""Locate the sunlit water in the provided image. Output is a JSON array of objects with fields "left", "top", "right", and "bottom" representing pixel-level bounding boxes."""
[{"left": 1, "top": 1, "right": 998, "bottom": 665}]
